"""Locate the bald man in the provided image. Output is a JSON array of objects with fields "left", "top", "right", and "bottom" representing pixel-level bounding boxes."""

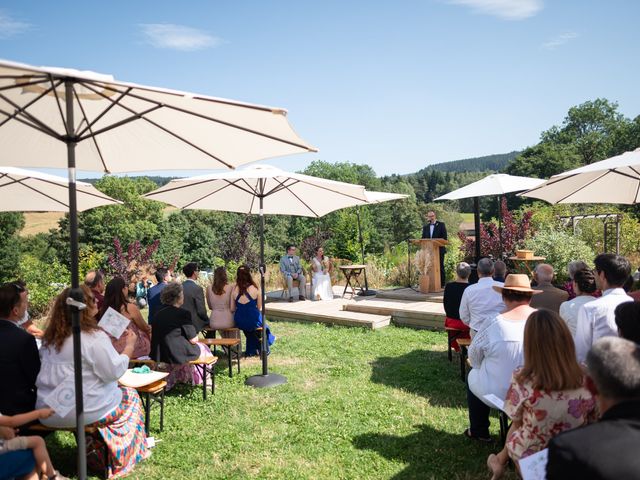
[{"left": 530, "top": 263, "right": 568, "bottom": 313}]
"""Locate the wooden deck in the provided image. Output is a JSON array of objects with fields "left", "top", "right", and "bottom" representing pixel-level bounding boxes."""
[
  {"left": 375, "top": 287, "right": 443, "bottom": 303},
  {"left": 265, "top": 286, "right": 445, "bottom": 330}
]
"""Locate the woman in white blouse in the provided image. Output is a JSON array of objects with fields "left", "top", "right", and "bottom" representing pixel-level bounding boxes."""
[
  {"left": 559, "top": 268, "right": 597, "bottom": 337},
  {"left": 36, "top": 286, "right": 149, "bottom": 478},
  {"left": 311, "top": 246, "right": 333, "bottom": 301},
  {"left": 465, "top": 274, "right": 540, "bottom": 442}
]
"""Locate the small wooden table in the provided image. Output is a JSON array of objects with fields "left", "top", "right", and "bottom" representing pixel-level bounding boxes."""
[
  {"left": 508, "top": 256, "right": 546, "bottom": 277},
  {"left": 339, "top": 264, "right": 366, "bottom": 297}
]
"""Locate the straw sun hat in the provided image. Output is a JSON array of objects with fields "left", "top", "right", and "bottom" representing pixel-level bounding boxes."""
[{"left": 492, "top": 274, "right": 542, "bottom": 294}]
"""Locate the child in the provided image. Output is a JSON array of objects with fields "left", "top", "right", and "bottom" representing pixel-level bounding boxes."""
[{"left": 0, "top": 407, "right": 69, "bottom": 480}]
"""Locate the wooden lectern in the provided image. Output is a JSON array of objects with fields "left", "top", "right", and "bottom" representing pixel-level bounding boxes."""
[{"left": 410, "top": 238, "right": 449, "bottom": 293}]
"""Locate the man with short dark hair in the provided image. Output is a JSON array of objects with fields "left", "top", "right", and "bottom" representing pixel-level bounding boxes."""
[
  {"left": 575, "top": 254, "right": 633, "bottom": 362},
  {"left": 421, "top": 210, "right": 448, "bottom": 287},
  {"left": 181, "top": 262, "right": 209, "bottom": 331},
  {"left": 547, "top": 337, "right": 640, "bottom": 479},
  {"left": 148, "top": 268, "right": 171, "bottom": 325},
  {"left": 0, "top": 281, "right": 40, "bottom": 415},
  {"left": 530, "top": 263, "right": 568, "bottom": 313},
  {"left": 493, "top": 260, "right": 507, "bottom": 283}
]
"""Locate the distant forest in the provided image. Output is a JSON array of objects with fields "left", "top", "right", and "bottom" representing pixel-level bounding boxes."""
[{"left": 425, "top": 151, "right": 520, "bottom": 173}]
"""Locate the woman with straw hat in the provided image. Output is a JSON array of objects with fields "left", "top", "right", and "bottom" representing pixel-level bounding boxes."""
[{"left": 464, "top": 274, "right": 540, "bottom": 443}]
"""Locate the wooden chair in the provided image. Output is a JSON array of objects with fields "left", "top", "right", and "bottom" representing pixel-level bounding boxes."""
[
  {"left": 189, "top": 355, "right": 218, "bottom": 400},
  {"left": 458, "top": 338, "right": 472, "bottom": 383},
  {"left": 445, "top": 327, "right": 465, "bottom": 362},
  {"left": 128, "top": 359, "right": 167, "bottom": 434},
  {"left": 201, "top": 327, "right": 242, "bottom": 378},
  {"left": 279, "top": 271, "right": 309, "bottom": 299}
]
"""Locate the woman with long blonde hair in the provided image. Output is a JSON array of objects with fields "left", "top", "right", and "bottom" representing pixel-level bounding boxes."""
[{"left": 487, "top": 309, "right": 597, "bottom": 479}]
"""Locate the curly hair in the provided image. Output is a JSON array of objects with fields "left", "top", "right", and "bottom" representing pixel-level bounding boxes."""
[
  {"left": 573, "top": 268, "right": 597, "bottom": 294},
  {"left": 42, "top": 285, "right": 100, "bottom": 352}
]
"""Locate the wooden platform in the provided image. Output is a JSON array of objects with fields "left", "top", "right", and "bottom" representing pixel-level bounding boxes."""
[
  {"left": 264, "top": 286, "right": 444, "bottom": 330},
  {"left": 375, "top": 287, "right": 443, "bottom": 303}
]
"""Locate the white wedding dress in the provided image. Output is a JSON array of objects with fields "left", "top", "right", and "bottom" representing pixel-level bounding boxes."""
[{"left": 311, "top": 257, "right": 333, "bottom": 301}]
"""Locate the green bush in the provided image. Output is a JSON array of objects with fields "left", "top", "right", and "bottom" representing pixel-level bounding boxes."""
[
  {"left": 444, "top": 235, "right": 464, "bottom": 282},
  {"left": 523, "top": 230, "right": 595, "bottom": 283},
  {"left": 18, "top": 254, "right": 70, "bottom": 319}
]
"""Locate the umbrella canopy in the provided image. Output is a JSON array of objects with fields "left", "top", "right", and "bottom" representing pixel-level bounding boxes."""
[
  {"left": 363, "top": 191, "right": 409, "bottom": 203},
  {"left": 435, "top": 173, "right": 545, "bottom": 262},
  {"left": 0, "top": 59, "right": 316, "bottom": 173},
  {"left": 0, "top": 166, "right": 120, "bottom": 211},
  {"left": 520, "top": 147, "right": 640, "bottom": 204},
  {"left": 144, "top": 164, "right": 367, "bottom": 216},
  {"left": 434, "top": 174, "right": 546, "bottom": 201}
]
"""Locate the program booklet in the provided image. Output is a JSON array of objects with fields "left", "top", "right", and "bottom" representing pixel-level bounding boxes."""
[{"left": 98, "top": 306, "right": 130, "bottom": 339}]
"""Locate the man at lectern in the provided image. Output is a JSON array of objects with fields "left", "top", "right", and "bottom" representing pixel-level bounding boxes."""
[{"left": 422, "top": 210, "right": 447, "bottom": 287}]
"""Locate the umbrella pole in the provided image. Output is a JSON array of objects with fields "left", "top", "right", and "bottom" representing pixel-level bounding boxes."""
[
  {"left": 245, "top": 193, "right": 286, "bottom": 388},
  {"left": 474, "top": 197, "right": 481, "bottom": 264},
  {"left": 356, "top": 206, "right": 376, "bottom": 296},
  {"left": 498, "top": 195, "right": 503, "bottom": 258},
  {"left": 65, "top": 80, "right": 87, "bottom": 480}
]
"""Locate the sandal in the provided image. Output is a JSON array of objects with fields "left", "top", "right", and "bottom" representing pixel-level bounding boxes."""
[{"left": 463, "top": 428, "right": 493, "bottom": 443}]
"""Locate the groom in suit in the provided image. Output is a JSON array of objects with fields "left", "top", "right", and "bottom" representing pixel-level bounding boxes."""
[
  {"left": 421, "top": 210, "right": 448, "bottom": 287},
  {"left": 279, "top": 244, "right": 307, "bottom": 302}
]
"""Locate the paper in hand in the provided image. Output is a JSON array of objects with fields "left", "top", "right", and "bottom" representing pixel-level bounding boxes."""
[
  {"left": 98, "top": 306, "right": 130, "bottom": 339},
  {"left": 483, "top": 393, "right": 505, "bottom": 411},
  {"left": 519, "top": 448, "right": 548, "bottom": 480},
  {"left": 43, "top": 378, "right": 75, "bottom": 417}
]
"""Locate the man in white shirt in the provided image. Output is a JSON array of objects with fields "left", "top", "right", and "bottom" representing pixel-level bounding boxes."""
[
  {"left": 574, "top": 253, "right": 633, "bottom": 363},
  {"left": 459, "top": 258, "right": 505, "bottom": 336}
]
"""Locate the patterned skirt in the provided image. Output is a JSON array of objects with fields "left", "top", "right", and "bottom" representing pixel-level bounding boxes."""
[
  {"left": 87, "top": 386, "right": 150, "bottom": 478},
  {"left": 164, "top": 343, "right": 213, "bottom": 391}
]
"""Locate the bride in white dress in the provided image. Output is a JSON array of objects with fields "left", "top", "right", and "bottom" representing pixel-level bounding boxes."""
[{"left": 311, "top": 247, "right": 333, "bottom": 301}]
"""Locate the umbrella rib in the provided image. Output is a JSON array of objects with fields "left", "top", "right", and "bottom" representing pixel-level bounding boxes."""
[
  {"left": 0, "top": 79, "right": 63, "bottom": 138},
  {"left": 47, "top": 75, "right": 70, "bottom": 137},
  {"left": 0, "top": 175, "right": 69, "bottom": 209},
  {"left": 72, "top": 86, "right": 110, "bottom": 173},
  {"left": 0, "top": 174, "right": 118, "bottom": 204},
  {"left": 0, "top": 106, "right": 61, "bottom": 138},
  {"left": 273, "top": 180, "right": 320, "bottom": 217},
  {"left": 0, "top": 77, "right": 51, "bottom": 93},
  {"left": 82, "top": 80, "right": 316, "bottom": 153},
  {"left": 76, "top": 105, "right": 163, "bottom": 142},
  {"left": 555, "top": 171, "right": 610, "bottom": 203},
  {"left": 75, "top": 84, "right": 133, "bottom": 138},
  {"left": 179, "top": 180, "right": 258, "bottom": 209}
]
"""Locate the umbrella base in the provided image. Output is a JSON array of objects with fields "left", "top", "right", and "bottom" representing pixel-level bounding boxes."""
[
  {"left": 357, "top": 288, "right": 377, "bottom": 297},
  {"left": 245, "top": 373, "right": 288, "bottom": 388}
]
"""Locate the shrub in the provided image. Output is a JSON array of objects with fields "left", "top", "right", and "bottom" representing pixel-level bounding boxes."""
[
  {"left": 522, "top": 230, "right": 595, "bottom": 283},
  {"left": 18, "top": 254, "right": 70, "bottom": 319}
]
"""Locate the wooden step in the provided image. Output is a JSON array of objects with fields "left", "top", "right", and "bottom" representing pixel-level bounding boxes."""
[
  {"left": 265, "top": 300, "right": 390, "bottom": 329},
  {"left": 375, "top": 287, "right": 444, "bottom": 303},
  {"left": 344, "top": 297, "right": 445, "bottom": 331}
]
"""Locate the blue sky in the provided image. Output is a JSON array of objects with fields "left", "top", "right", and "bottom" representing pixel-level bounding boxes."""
[{"left": 1, "top": 0, "right": 639, "bottom": 177}]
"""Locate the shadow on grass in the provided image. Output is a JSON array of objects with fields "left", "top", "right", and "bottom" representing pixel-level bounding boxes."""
[
  {"left": 353, "top": 423, "right": 509, "bottom": 480},
  {"left": 370, "top": 348, "right": 466, "bottom": 408}
]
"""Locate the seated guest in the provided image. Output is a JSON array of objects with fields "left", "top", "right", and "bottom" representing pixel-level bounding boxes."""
[
  {"left": 459, "top": 258, "right": 505, "bottom": 337},
  {"left": 84, "top": 269, "right": 106, "bottom": 311},
  {"left": 564, "top": 260, "right": 589, "bottom": 300},
  {"left": 614, "top": 301, "right": 640, "bottom": 343},
  {"left": 13, "top": 280, "right": 43, "bottom": 339},
  {"left": 231, "top": 265, "right": 275, "bottom": 356},
  {"left": 279, "top": 244, "right": 307, "bottom": 302},
  {"left": 465, "top": 274, "right": 539, "bottom": 442},
  {"left": 530, "top": 264, "right": 568, "bottom": 313},
  {"left": 487, "top": 310, "right": 596, "bottom": 479},
  {"left": 493, "top": 260, "right": 507, "bottom": 283},
  {"left": 0, "top": 281, "right": 40, "bottom": 416},
  {"left": 98, "top": 277, "right": 151, "bottom": 359},
  {"left": 547, "top": 337, "right": 640, "bottom": 479},
  {"left": 311, "top": 246, "right": 333, "bottom": 301},
  {"left": 148, "top": 268, "right": 171, "bottom": 325},
  {"left": 443, "top": 262, "right": 472, "bottom": 351},
  {"left": 181, "top": 262, "right": 209, "bottom": 331},
  {"left": 151, "top": 282, "right": 214, "bottom": 390},
  {"left": 36, "top": 286, "right": 149, "bottom": 478},
  {"left": 206, "top": 266, "right": 236, "bottom": 338},
  {"left": 559, "top": 268, "right": 597, "bottom": 337},
  {"left": 575, "top": 254, "right": 633, "bottom": 362}
]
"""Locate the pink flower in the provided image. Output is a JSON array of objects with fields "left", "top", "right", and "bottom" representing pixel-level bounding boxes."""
[{"left": 568, "top": 398, "right": 595, "bottom": 419}]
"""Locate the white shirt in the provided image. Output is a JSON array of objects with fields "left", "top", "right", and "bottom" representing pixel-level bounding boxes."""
[
  {"left": 36, "top": 330, "right": 129, "bottom": 427},
  {"left": 429, "top": 223, "right": 435, "bottom": 238},
  {"left": 459, "top": 277, "right": 505, "bottom": 332},
  {"left": 574, "top": 288, "right": 633, "bottom": 363},
  {"left": 468, "top": 314, "right": 527, "bottom": 403},
  {"left": 559, "top": 295, "right": 596, "bottom": 338}
]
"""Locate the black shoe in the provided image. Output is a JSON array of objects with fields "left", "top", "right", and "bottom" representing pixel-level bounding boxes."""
[
  {"left": 299, "top": 296, "right": 306, "bottom": 301},
  {"left": 288, "top": 297, "right": 294, "bottom": 303},
  {"left": 463, "top": 428, "right": 492, "bottom": 443}
]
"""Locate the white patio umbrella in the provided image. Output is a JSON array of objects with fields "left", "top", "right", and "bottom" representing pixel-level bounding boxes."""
[
  {"left": 435, "top": 174, "right": 546, "bottom": 261},
  {"left": 520, "top": 147, "right": 640, "bottom": 204},
  {"left": 0, "top": 59, "right": 315, "bottom": 478},
  {"left": 0, "top": 166, "right": 121, "bottom": 211},
  {"left": 145, "top": 164, "right": 367, "bottom": 387}
]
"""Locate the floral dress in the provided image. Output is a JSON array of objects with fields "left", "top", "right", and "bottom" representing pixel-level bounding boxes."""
[{"left": 504, "top": 369, "right": 597, "bottom": 461}]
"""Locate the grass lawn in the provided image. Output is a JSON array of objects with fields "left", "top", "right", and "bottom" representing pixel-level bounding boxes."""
[{"left": 47, "top": 321, "right": 514, "bottom": 479}]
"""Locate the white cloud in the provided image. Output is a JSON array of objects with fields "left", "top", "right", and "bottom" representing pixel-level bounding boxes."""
[
  {"left": 447, "top": 0, "right": 543, "bottom": 20},
  {"left": 0, "top": 10, "right": 31, "bottom": 38},
  {"left": 140, "top": 24, "right": 222, "bottom": 51},
  {"left": 542, "top": 31, "right": 579, "bottom": 50}
]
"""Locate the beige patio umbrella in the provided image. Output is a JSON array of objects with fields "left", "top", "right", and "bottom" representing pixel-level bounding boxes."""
[
  {"left": 145, "top": 164, "right": 367, "bottom": 387},
  {"left": 0, "top": 166, "right": 120, "bottom": 211},
  {"left": 0, "top": 59, "right": 315, "bottom": 477}
]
